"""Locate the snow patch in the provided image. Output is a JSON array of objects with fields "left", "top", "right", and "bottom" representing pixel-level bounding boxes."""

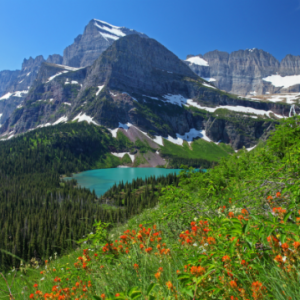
[
  {"left": 246, "top": 145, "right": 257, "bottom": 151},
  {"left": 202, "top": 77, "right": 216, "bottom": 82},
  {"left": 54, "top": 64, "right": 83, "bottom": 71},
  {"left": 263, "top": 75, "right": 300, "bottom": 89},
  {"left": 186, "top": 56, "right": 209, "bottom": 66},
  {"left": 14, "top": 90, "right": 28, "bottom": 97},
  {"left": 186, "top": 99, "right": 285, "bottom": 118},
  {"left": 94, "top": 20, "right": 126, "bottom": 41},
  {"left": 202, "top": 83, "right": 216, "bottom": 89},
  {"left": 47, "top": 71, "right": 69, "bottom": 83},
  {"left": 72, "top": 113, "right": 98, "bottom": 125},
  {"left": 166, "top": 128, "right": 212, "bottom": 146},
  {"left": 0, "top": 92, "right": 13, "bottom": 100},
  {"left": 111, "top": 152, "right": 135, "bottom": 162},
  {"left": 96, "top": 85, "right": 105, "bottom": 96},
  {"left": 108, "top": 128, "right": 119, "bottom": 138},
  {"left": 63, "top": 102, "right": 71, "bottom": 106},
  {"left": 26, "top": 72, "right": 31, "bottom": 76},
  {"left": 53, "top": 116, "right": 68, "bottom": 125}
]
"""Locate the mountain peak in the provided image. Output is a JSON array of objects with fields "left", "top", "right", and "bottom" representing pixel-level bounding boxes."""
[{"left": 62, "top": 19, "right": 147, "bottom": 68}]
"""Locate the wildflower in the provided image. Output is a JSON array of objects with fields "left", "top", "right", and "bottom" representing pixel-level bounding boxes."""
[
  {"left": 281, "top": 243, "right": 289, "bottom": 251},
  {"left": 29, "top": 294, "right": 34, "bottom": 299},
  {"left": 145, "top": 247, "right": 153, "bottom": 253},
  {"left": 134, "top": 263, "right": 139, "bottom": 270},
  {"left": 176, "top": 270, "right": 180, "bottom": 274},
  {"left": 154, "top": 272, "right": 161, "bottom": 279},
  {"left": 115, "top": 294, "right": 120, "bottom": 297},
  {"left": 33, "top": 283, "right": 38, "bottom": 288},
  {"left": 222, "top": 255, "right": 230, "bottom": 262},
  {"left": 241, "top": 259, "right": 247, "bottom": 265},
  {"left": 139, "top": 244, "right": 144, "bottom": 250},
  {"left": 230, "top": 280, "right": 238, "bottom": 288},
  {"left": 190, "top": 266, "right": 205, "bottom": 277},
  {"left": 166, "top": 281, "right": 174, "bottom": 290},
  {"left": 191, "top": 221, "right": 196, "bottom": 227},
  {"left": 267, "top": 195, "right": 273, "bottom": 200},
  {"left": 241, "top": 208, "right": 248, "bottom": 215},
  {"left": 275, "top": 255, "right": 283, "bottom": 263},
  {"left": 94, "top": 253, "right": 98, "bottom": 257},
  {"left": 293, "top": 241, "right": 300, "bottom": 249},
  {"left": 228, "top": 212, "right": 234, "bottom": 218}
]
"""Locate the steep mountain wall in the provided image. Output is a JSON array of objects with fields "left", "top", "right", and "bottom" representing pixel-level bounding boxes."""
[{"left": 186, "top": 50, "right": 300, "bottom": 96}]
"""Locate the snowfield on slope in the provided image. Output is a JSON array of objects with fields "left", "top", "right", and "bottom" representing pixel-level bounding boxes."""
[
  {"left": 111, "top": 152, "right": 135, "bottom": 162},
  {"left": 185, "top": 56, "right": 209, "bottom": 66},
  {"left": 263, "top": 75, "right": 300, "bottom": 89}
]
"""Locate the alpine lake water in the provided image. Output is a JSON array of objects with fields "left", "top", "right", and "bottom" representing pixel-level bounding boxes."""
[{"left": 64, "top": 168, "right": 182, "bottom": 197}]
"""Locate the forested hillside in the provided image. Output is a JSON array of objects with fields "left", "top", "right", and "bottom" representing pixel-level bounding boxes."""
[{"left": 0, "top": 123, "right": 179, "bottom": 271}]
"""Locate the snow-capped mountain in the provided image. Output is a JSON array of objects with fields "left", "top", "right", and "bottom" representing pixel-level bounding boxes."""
[
  {"left": 62, "top": 19, "right": 148, "bottom": 68},
  {"left": 1, "top": 34, "right": 294, "bottom": 150},
  {"left": 0, "top": 19, "right": 147, "bottom": 125}
]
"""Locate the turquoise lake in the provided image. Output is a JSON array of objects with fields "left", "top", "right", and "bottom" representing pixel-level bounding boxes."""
[{"left": 65, "top": 168, "right": 182, "bottom": 197}]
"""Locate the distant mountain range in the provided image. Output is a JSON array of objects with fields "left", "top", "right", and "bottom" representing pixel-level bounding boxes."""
[
  {"left": 185, "top": 50, "right": 300, "bottom": 96},
  {"left": 0, "top": 19, "right": 299, "bottom": 155}
]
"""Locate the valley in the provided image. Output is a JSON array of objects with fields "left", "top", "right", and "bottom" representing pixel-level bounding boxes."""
[{"left": 0, "top": 14, "right": 299, "bottom": 300}]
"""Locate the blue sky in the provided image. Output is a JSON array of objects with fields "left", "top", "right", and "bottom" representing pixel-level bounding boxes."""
[{"left": 0, "top": 0, "right": 299, "bottom": 70}]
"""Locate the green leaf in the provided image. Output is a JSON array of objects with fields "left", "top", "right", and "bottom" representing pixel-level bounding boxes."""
[
  {"left": 284, "top": 211, "right": 293, "bottom": 223},
  {"left": 146, "top": 283, "right": 156, "bottom": 296}
]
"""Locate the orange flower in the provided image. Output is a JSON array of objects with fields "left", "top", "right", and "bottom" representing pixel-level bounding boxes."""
[
  {"left": 166, "top": 281, "right": 173, "bottom": 290},
  {"left": 267, "top": 195, "right": 273, "bottom": 200},
  {"left": 176, "top": 270, "right": 180, "bottom": 274},
  {"left": 293, "top": 241, "right": 300, "bottom": 249},
  {"left": 145, "top": 247, "right": 153, "bottom": 253},
  {"left": 230, "top": 280, "right": 238, "bottom": 288},
  {"left": 94, "top": 253, "right": 98, "bottom": 257},
  {"left": 190, "top": 266, "right": 205, "bottom": 277},
  {"left": 33, "top": 283, "right": 38, "bottom": 288},
  {"left": 274, "top": 255, "right": 283, "bottom": 263},
  {"left": 276, "top": 192, "right": 281, "bottom": 198},
  {"left": 241, "top": 259, "right": 247, "bottom": 265},
  {"left": 29, "top": 294, "right": 34, "bottom": 299},
  {"left": 154, "top": 272, "right": 161, "bottom": 279},
  {"left": 241, "top": 208, "right": 248, "bottom": 215},
  {"left": 207, "top": 237, "right": 216, "bottom": 244},
  {"left": 228, "top": 212, "right": 234, "bottom": 218},
  {"left": 222, "top": 255, "right": 230, "bottom": 262},
  {"left": 281, "top": 243, "right": 289, "bottom": 251},
  {"left": 139, "top": 244, "right": 144, "bottom": 250},
  {"left": 134, "top": 263, "right": 139, "bottom": 270},
  {"left": 115, "top": 294, "right": 120, "bottom": 297}
]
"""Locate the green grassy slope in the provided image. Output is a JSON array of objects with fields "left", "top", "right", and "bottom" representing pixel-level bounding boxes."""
[{"left": 3, "top": 117, "right": 300, "bottom": 299}]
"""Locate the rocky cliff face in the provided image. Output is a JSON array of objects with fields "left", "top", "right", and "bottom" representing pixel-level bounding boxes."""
[
  {"left": 0, "top": 55, "right": 47, "bottom": 124},
  {"left": 186, "top": 50, "right": 300, "bottom": 96},
  {"left": 46, "top": 54, "right": 63, "bottom": 65},
  {"left": 62, "top": 19, "right": 148, "bottom": 68},
  {"left": 1, "top": 35, "right": 292, "bottom": 150}
]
